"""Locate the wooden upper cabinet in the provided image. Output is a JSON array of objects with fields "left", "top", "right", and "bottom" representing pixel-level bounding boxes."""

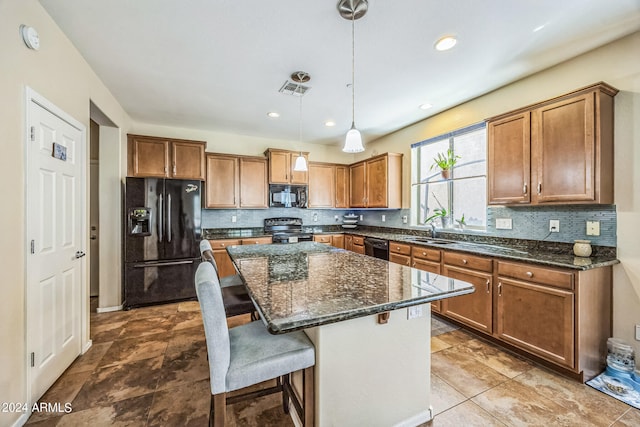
[
  {"left": 308, "top": 163, "right": 335, "bottom": 208},
  {"left": 205, "top": 154, "right": 267, "bottom": 209},
  {"left": 205, "top": 154, "right": 238, "bottom": 208},
  {"left": 349, "top": 161, "right": 367, "bottom": 208},
  {"left": 239, "top": 157, "right": 268, "bottom": 208},
  {"left": 128, "top": 134, "right": 205, "bottom": 180},
  {"left": 487, "top": 113, "right": 531, "bottom": 205},
  {"left": 265, "top": 149, "right": 309, "bottom": 184},
  {"left": 335, "top": 165, "right": 350, "bottom": 208},
  {"left": 349, "top": 153, "right": 402, "bottom": 208},
  {"left": 487, "top": 82, "right": 617, "bottom": 205}
]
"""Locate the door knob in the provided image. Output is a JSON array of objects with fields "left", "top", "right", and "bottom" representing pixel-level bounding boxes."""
[{"left": 75, "top": 251, "right": 86, "bottom": 259}]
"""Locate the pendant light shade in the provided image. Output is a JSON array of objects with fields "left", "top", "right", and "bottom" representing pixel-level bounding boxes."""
[
  {"left": 293, "top": 153, "right": 308, "bottom": 171},
  {"left": 343, "top": 123, "right": 364, "bottom": 153},
  {"left": 340, "top": 0, "right": 367, "bottom": 153}
]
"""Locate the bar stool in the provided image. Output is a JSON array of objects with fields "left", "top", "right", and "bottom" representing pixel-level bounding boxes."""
[
  {"left": 195, "top": 262, "right": 315, "bottom": 426},
  {"left": 199, "top": 240, "right": 256, "bottom": 319}
]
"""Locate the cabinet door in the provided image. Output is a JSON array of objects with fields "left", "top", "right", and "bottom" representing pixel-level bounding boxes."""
[
  {"left": 171, "top": 141, "right": 205, "bottom": 180},
  {"left": 308, "top": 164, "right": 335, "bottom": 208},
  {"left": 240, "top": 157, "right": 268, "bottom": 208},
  {"left": 412, "top": 258, "right": 440, "bottom": 273},
  {"left": 129, "top": 136, "right": 169, "bottom": 177},
  {"left": 350, "top": 161, "right": 367, "bottom": 207},
  {"left": 366, "top": 156, "right": 388, "bottom": 208},
  {"left": 268, "top": 151, "right": 290, "bottom": 184},
  {"left": 352, "top": 243, "right": 365, "bottom": 255},
  {"left": 290, "top": 153, "right": 309, "bottom": 184},
  {"left": 344, "top": 235, "right": 353, "bottom": 251},
  {"left": 390, "top": 253, "right": 410, "bottom": 267},
  {"left": 487, "top": 113, "right": 531, "bottom": 204},
  {"left": 335, "top": 166, "right": 350, "bottom": 208},
  {"left": 208, "top": 239, "right": 241, "bottom": 278},
  {"left": 332, "top": 234, "right": 345, "bottom": 249},
  {"left": 205, "top": 155, "right": 238, "bottom": 208},
  {"left": 532, "top": 93, "right": 595, "bottom": 203},
  {"left": 441, "top": 266, "right": 493, "bottom": 334},
  {"left": 496, "top": 277, "right": 574, "bottom": 368}
]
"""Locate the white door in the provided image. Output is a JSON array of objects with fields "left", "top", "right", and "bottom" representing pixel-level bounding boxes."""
[{"left": 26, "top": 91, "right": 86, "bottom": 402}]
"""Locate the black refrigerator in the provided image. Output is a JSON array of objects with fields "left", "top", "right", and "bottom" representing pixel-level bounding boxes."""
[{"left": 123, "top": 177, "right": 201, "bottom": 309}]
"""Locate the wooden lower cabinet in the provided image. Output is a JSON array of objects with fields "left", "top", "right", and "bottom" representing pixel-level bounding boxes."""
[
  {"left": 352, "top": 236, "right": 365, "bottom": 254},
  {"left": 314, "top": 234, "right": 345, "bottom": 249},
  {"left": 344, "top": 235, "right": 353, "bottom": 251},
  {"left": 496, "top": 277, "right": 573, "bottom": 368},
  {"left": 442, "top": 265, "right": 493, "bottom": 334},
  {"left": 389, "top": 242, "right": 411, "bottom": 267},
  {"left": 209, "top": 237, "right": 272, "bottom": 278}
]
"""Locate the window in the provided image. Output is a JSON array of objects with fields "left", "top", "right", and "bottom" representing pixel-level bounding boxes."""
[{"left": 411, "top": 122, "right": 487, "bottom": 230}]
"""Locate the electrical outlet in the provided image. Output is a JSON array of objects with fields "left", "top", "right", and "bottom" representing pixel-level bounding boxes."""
[
  {"left": 313, "top": 213, "right": 318, "bottom": 222},
  {"left": 636, "top": 324, "right": 640, "bottom": 341},
  {"left": 402, "top": 215, "right": 408, "bottom": 224},
  {"left": 407, "top": 305, "right": 423, "bottom": 319},
  {"left": 586, "top": 220, "right": 600, "bottom": 236},
  {"left": 334, "top": 215, "right": 340, "bottom": 221},
  {"left": 231, "top": 215, "right": 237, "bottom": 223},
  {"left": 496, "top": 218, "right": 512, "bottom": 230},
  {"left": 359, "top": 214, "right": 363, "bottom": 221},
  {"left": 381, "top": 214, "right": 386, "bottom": 222},
  {"left": 549, "top": 220, "right": 560, "bottom": 232}
]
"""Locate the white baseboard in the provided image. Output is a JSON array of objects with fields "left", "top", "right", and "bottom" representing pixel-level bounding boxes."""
[
  {"left": 96, "top": 304, "right": 123, "bottom": 313},
  {"left": 11, "top": 412, "right": 29, "bottom": 427},
  {"left": 82, "top": 340, "right": 93, "bottom": 355},
  {"left": 393, "top": 407, "right": 433, "bottom": 427}
]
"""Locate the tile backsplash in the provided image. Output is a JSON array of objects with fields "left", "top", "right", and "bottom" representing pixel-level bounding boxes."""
[{"left": 202, "top": 204, "right": 617, "bottom": 247}]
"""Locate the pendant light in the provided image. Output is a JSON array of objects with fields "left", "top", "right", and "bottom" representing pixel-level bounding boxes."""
[
  {"left": 339, "top": 0, "right": 368, "bottom": 153},
  {"left": 292, "top": 72, "right": 309, "bottom": 172}
]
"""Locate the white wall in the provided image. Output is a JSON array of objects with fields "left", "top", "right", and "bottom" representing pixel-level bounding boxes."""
[
  {"left": 0, "top": 1, "right": 132, "bottom": 425},
  {"left": 360, "top": 31, "right": 640, "bottom": 355}
]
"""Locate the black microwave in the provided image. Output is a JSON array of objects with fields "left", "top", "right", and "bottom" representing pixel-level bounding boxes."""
[{"left": 269, "top": 185, "right": 307, "bottom": 208}]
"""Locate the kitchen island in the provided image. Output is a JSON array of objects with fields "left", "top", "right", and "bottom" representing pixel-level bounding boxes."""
[{"left": 227, "top": 242, "right": 474, "bottom": 426}]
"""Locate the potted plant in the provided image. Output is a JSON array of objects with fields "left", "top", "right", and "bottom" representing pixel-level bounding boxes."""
[
  {"left": 424, "top": 193, "right": 449, "bottom": 228},
  {"left": 430, "top": 148, "right": 460, "bottom": 179}
]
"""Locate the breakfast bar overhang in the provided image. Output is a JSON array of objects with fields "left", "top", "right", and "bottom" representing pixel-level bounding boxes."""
[{"left": 227, "top": 242, "right": 474, "bottom": 426}]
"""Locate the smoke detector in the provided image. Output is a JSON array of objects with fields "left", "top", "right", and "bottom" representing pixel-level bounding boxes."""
[{"left": 279, "top": 71, "right": 311, "bottom": 96}]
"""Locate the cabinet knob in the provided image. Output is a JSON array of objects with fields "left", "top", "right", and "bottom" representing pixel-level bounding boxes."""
[
  {"left": 220, "top": 243, "right": 225, "bottom": 247},
  {"left": 422, "top": 252, "right": 426, "bottom": 256},
  {"left": 526, "top": 271, "right": 533, "bottom": 278},
  {"left": 462, "top": 259, "right": 468, "bottom": 264}
]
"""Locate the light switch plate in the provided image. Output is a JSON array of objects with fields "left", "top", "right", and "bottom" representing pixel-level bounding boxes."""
[
  {"left": 496, "top": 218, "right": 512, "bottom": 230},
  {"left": 231, "top": 215, "right": 237, "bottom": 223},
  {"left": 636, "top": 324, "right": 640, "bottom": 341},
  {"left": 381, "top": 214, "right": 386, "bottom": 222},
  {"left": 586, "top": 220, "right": 600, "bottom": 236}
]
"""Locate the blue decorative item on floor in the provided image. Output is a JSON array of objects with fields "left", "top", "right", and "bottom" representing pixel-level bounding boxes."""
[{"left": 587, "top": 367, "right": 640, "bottom": 409}]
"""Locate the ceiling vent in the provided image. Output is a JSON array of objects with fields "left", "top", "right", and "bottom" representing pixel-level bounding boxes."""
[{"left": 279, "top": 71, "right": 311, "bottom": 96}]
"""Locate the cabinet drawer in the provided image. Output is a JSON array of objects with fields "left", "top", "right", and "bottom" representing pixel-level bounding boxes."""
[
  {"left": 390, "top": 253, "right": 411, "bottom": 266},
  {"left": 412, "top": 258, "right": 441, "bottom": 274},
  {"left": 314, "top": 235, "right": 332, "bottom": 244},
  {"left": 240, "top": 237, "right": 272, "bottom": 245},
  {"left": 444, "top": 251, "right": 493, "bottom": 273},
  {"left": 411, "top": 246, "right": 441, "bottom": 262},
  {"left": 498, "top": 261, "right": 574, "bottom": 290},
  {"left": 352, "top": 244, "right": 365, "bottom": 255},
  {"left": 209, "top": 239, "right": 241, "bottom": 249},
  {"left": 352, "top": 236, "right": 365, "bottom": 246},
  {"left": 390, "top": 242, "right": 411, "bottom": 256}
]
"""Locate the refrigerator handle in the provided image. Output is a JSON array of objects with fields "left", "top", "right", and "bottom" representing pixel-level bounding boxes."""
[
  {"left": 167, "top": 194, "right": 172, "bottom": 243},
  {"left": 158, "top": 194, "right": 163, "bottom": 242}
]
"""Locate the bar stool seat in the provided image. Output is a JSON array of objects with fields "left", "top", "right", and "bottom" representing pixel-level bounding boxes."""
[{"left": 195, "top": 262, "right": 315, "bottom": 426}]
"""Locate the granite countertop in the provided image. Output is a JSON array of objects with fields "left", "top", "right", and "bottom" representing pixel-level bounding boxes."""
[
  {"left": 227, "top": 242, "right": 474, "bottom": 334},
  {"left": 205, "top": 226, "right": 619, "bottom": 271}
]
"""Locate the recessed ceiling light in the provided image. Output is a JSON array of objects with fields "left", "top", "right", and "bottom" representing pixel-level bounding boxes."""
[
  {"left": 434, "top": 36, "right": 457, "bottom": 51},
  {"left": 325, "top": 121, "right": 336, "bottom": 127},
  {"left": 533, "top": 24, "right": 546, "bottom": 32},
  {"left": 419, "top": 103, "right": 433, "bottom": 110},
  {"left": 267, "top": 112, "right": 280, "bottom": 118}
]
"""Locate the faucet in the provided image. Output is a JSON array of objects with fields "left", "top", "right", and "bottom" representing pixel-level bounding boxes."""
[{"left": 428, "top": 221, "right": 437, "bottom": 239}]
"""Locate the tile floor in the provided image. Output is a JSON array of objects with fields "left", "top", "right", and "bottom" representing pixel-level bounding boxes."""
[{"left": 25, "top": 300, "right": 640, "bottom": 426}]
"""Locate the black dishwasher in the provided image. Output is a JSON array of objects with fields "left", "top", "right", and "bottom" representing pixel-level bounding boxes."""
[{"left": 364, "top": 237, "right": 389, "bottom": 260}]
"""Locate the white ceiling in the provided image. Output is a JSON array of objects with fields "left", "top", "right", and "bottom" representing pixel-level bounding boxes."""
[{"left": 39, "top": 0, "right": 640, "bottom": 147}]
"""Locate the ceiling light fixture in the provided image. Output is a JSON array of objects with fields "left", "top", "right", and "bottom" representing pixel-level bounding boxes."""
[
  {"left": 325, "top": 121, "right": 336, "bottom": 127},
  {"left": 291, "top": 71, "right": 309, "bottom": 172},
  {"left": 339, "top": 0, "right": 368, "bottom": 153},
  {"left": 434, "top": 35, "right": 457, "bottom": 51},
  {"left": 267, "top": 112, "right": 280, "bottom": 118},
  {"left": 419, "top": 103, "right": 433, "bottom": 110}
]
